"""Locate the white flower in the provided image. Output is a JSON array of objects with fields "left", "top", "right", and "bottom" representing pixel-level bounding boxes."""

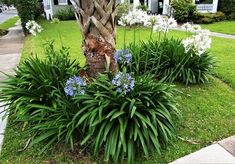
[
  {"left": 158, "top": 17, "right": 177, "bottom": 33},
  {"left": 192, "top": 25, "right": 202, "bottom": 33},
  {"left": 182, "top": 28, "right": 212, "bottom": 56},
  {"left": 118, "top": 14, "right": 128, "bottom": 26},
  {"left": 144, "top": 15, "right": 161, "bottom": 27},
  {"left": 118, "top": 9, "right": 148, "bottom": 26},
  {"left": 25, "top": 20, "right": 43, "bottom": 36},
  {"left": 182, "top": 22, "right": 192, "bottom": 31}
]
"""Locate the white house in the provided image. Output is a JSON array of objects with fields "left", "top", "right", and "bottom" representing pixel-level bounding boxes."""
[
  {"left": 43, "top": 0, "right": 219, "bottom": 20},
  {"left": 195, "top": 0, "right": 219, "bottom": 13},
  {"left": 43, "top": 0, "right": 72, "bottom": 20},
  {"left": 118, "top": 0, "right": 171, "bottom": 15},
  {"left": 118, "top": 0, "right": 219, "bottom": 15}
]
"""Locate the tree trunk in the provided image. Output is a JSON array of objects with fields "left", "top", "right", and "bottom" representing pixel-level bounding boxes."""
[{"left": 70, "top": 0, "right": 118, "bottom": 77}]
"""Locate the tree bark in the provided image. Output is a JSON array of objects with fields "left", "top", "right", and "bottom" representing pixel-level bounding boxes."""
[{"left": 70, "top": 0, "right": 118, "bottom": 77}]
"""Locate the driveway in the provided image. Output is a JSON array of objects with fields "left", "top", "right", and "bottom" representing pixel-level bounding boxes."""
[{"left": 0, "top": 10, "right": 17, "bottom": 24}]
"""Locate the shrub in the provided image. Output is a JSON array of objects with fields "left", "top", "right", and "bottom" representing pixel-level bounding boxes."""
[
  {"left": 0, "top": 29, "right": 7, "bottom": 36},
  {"left": 116, "top": 2, "right": 130, "bottom": 22},
  {"left": 171, "top": 0, "right": 196, "bottom": 22},
  {"left": 124, "top": 38, "right": 215, "bottom": 85},
  {"left": 193, "top": 12, "right": 226, "bottom": 24},
  {"left": 71, "top": 73, "right": 179, "bottom": 163},
  {"left": 218, "top": 0, "right": 235, "bottom": 20},
  {"left": 0, "top": 42, "right": 82, "bottom": 152},
  {"left": 14, "top": 0, "right": 39, "bottom": 35},
  {"left": 54, "top": 7, "right": 76, "bottom": 20},
  {"left": 51, "top": 18, "right": 60, "bottom": 24},
  {"left": 136, "top": 5, "right": 148, "bottom": 11}
]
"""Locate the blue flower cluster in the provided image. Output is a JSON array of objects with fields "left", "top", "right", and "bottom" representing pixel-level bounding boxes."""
[
  {"left": 114, "top": 49, "right": 132, "bottom": 64},
  {"left": 64, "top": 76, "right": 86, "bottom": 96},
  {"left": 112, "top": 72, "right": 135, "bottom": 95}
]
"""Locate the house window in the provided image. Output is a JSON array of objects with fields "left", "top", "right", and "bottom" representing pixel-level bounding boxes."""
[
  {"left": 58, "top": 0, "right": 68, "bottom": 5},
  {"left": 45, "top": 0, "right": 51, "bottom": 9}
]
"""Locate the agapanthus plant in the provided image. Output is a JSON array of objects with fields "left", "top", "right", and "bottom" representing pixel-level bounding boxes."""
[
  {"left": 64, "top": 76, "right": 86, "bottom": 96},
  {"left": 114, "top": 49, "right": 132, "bottom": 65},
  {"left": 182, "top": 29, "right": 211, "bottom": 56},
  {"left": 144, "top": 14, "right": 162, "bottom": 39},
  {"left": 112, "top": 72, "right": 135, "bottom": 95},
  {"left": 25, "top": 20, "right": 43, "bottom": 36},
  {"left": 118, "top": 9, "right": 148, "bottom": 45}
]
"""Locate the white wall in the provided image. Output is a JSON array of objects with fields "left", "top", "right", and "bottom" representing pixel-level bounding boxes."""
[
  {"left": 133, "top": 0, "right": 140, "bottom": 8},
  {"left": 163, "top": 0, "right": 170, "bottom": 15},
  {"left": 212, "top": 0, "right": 219, "bottom": 13}
]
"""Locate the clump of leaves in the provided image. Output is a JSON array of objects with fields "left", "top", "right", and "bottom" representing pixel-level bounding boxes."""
[
  {"left": 126, "top": 38, "right": 215, "bottom": 85},
  {"left": 0, "top": 42, "right": 82, "bottom": 153},
  {"left": 71, "top": 74, "right": 179, "bottom": 163}
]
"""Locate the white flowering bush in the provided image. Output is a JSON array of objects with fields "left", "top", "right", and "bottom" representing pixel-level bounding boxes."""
[
  {"left": 118, "top": 9, "right": 147, "bottom": 26},
  {"left": 182, "top": 24, "right": 212, "bottom": 56},
  {"left": 118, "top": 10, "right": 177, "bottom": 41},
  {"left": 25, "top": 20, "right": 43, "bottom": 36}
]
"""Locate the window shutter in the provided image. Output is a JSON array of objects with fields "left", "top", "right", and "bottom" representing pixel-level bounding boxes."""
[{"left": 54, "top": 0, "right": 58, "bottom": 5}]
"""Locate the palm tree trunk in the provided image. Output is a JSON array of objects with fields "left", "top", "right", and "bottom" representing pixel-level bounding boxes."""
[{"left": 70, "top": 0, "right": 118, "bottom": 77}]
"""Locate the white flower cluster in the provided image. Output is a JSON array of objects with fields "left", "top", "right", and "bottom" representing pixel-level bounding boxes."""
[
  {"left": 152, "top": 17, "right": 177, "bottom": 33},
  {"left": 118, "top": 10, "right": 177, "bottom": 33},
  {"left": 118, "top": 9, "right": 147, "bottom": 26},
  {"left": 25, "top": 20, "right": 43, "bottom": 36},
  {"left": 182, "top": 27, "right": 211, "bottom": 56},
  {"left": 181, "top": 22, "right": 202, "bottom": 33}
]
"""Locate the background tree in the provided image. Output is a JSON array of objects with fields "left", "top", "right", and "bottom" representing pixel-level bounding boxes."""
[
  {"left": 0, "top": 0, "right": 15, "bottom": 7},
  {"left": 14, "top": 0, "right": 38, "bottom": 35},
  {"left": 70, "top": 0, "right": 118, "bottom": 77}
]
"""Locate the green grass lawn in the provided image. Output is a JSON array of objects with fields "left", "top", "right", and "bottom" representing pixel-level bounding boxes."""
[
  {"left": 0, "top": 16, "right": 19, "bottom": 30},
  {"left": 1, "top": 20, "right": 235, "bottom": 163},
  {"left": 202, "top": 21, "right": 235, "bottom": 35}
]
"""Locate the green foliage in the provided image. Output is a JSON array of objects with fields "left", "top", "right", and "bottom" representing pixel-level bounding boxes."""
[
  {"left": 51, "top": 18, "right": 60, "bottom": 24},
  {"left": 171, "top": 0, "right": 196, "bottom": 22},
  {"left": 194, "top": 12, "right": 226, "bottom": 24},
  {"left": 71, "top": 74, "right": 178, "bottom": 163},
  {"left": 14, "top": 0, "right": 38, "bottom": 34},
  {"left": 0, "top": 29, "right": 7, "bottom": 36},
  {"left": 126, "top": 38, "right": 215, "bottom": 85},
  {"left": 136, "top": 5, "right": 148, "bottom": 11},
  {"left": 218, "top": 0, "right": 235, "bottom": 20},
  {"left": 54, "top": 7, "right": 76, "bottom": 21},
  {"left": 0, "top": 0, "right": 15, "bottom": 6},
  {"left": 0, "top": 42, "right": 82, "bottom": 152},
  {"left": 0, "top": 16, "right": 19, "bottom": 30},
  {"left": 116, "top": 2, "right": 129, "bottom": 22}
]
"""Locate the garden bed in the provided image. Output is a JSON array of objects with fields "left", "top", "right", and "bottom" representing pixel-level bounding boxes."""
[{"left": 1, "top": 20, "right": 235, "bottom": 163}]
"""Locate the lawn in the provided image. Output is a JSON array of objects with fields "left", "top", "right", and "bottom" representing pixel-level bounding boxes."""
[
  {"left": 1, "top": 20, "right": 235, "bottom": 163},
  {"left": 0, "top": 16, "right": 19, "bottom": 30},
  {"left": 201, "top": 21, "right": 235, "bottom": 35}
]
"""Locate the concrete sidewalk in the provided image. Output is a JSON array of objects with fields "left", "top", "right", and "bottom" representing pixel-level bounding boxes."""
[
  {"left": 0, "top": 23, "right": 24, "bottom": 153},
  {"left": 171, "top": 136, "right": 235, "bottom": 164},
  {"left": 175, "top": 26, "right": 235, "bottom": 40}
]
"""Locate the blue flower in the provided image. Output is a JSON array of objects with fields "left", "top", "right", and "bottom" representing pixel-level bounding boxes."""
[
  {"left": 64, "top": 76, "right": 86, "bottom": 96},
  {"left": 114, "top": 49, "right": 132, "bottom": 64},
  {"left": 112, "top": 72, "right": 135, "bottom": 95}
]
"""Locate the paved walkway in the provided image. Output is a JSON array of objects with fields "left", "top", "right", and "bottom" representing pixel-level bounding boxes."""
[
  {"left": 0, "top": 23, "right": 24, "bottom": 152},
  {"left": 171, "top": 136, "right": 235, "bottom": 163},
  {"left": 0, "top": 10, "right": 17, "bottom": 24},
  {"left": 0, "top": 10, "right": 17, "bottom": 23},
  {"left": 175, "top": 26, "right": 235, "bottom": 40}
]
